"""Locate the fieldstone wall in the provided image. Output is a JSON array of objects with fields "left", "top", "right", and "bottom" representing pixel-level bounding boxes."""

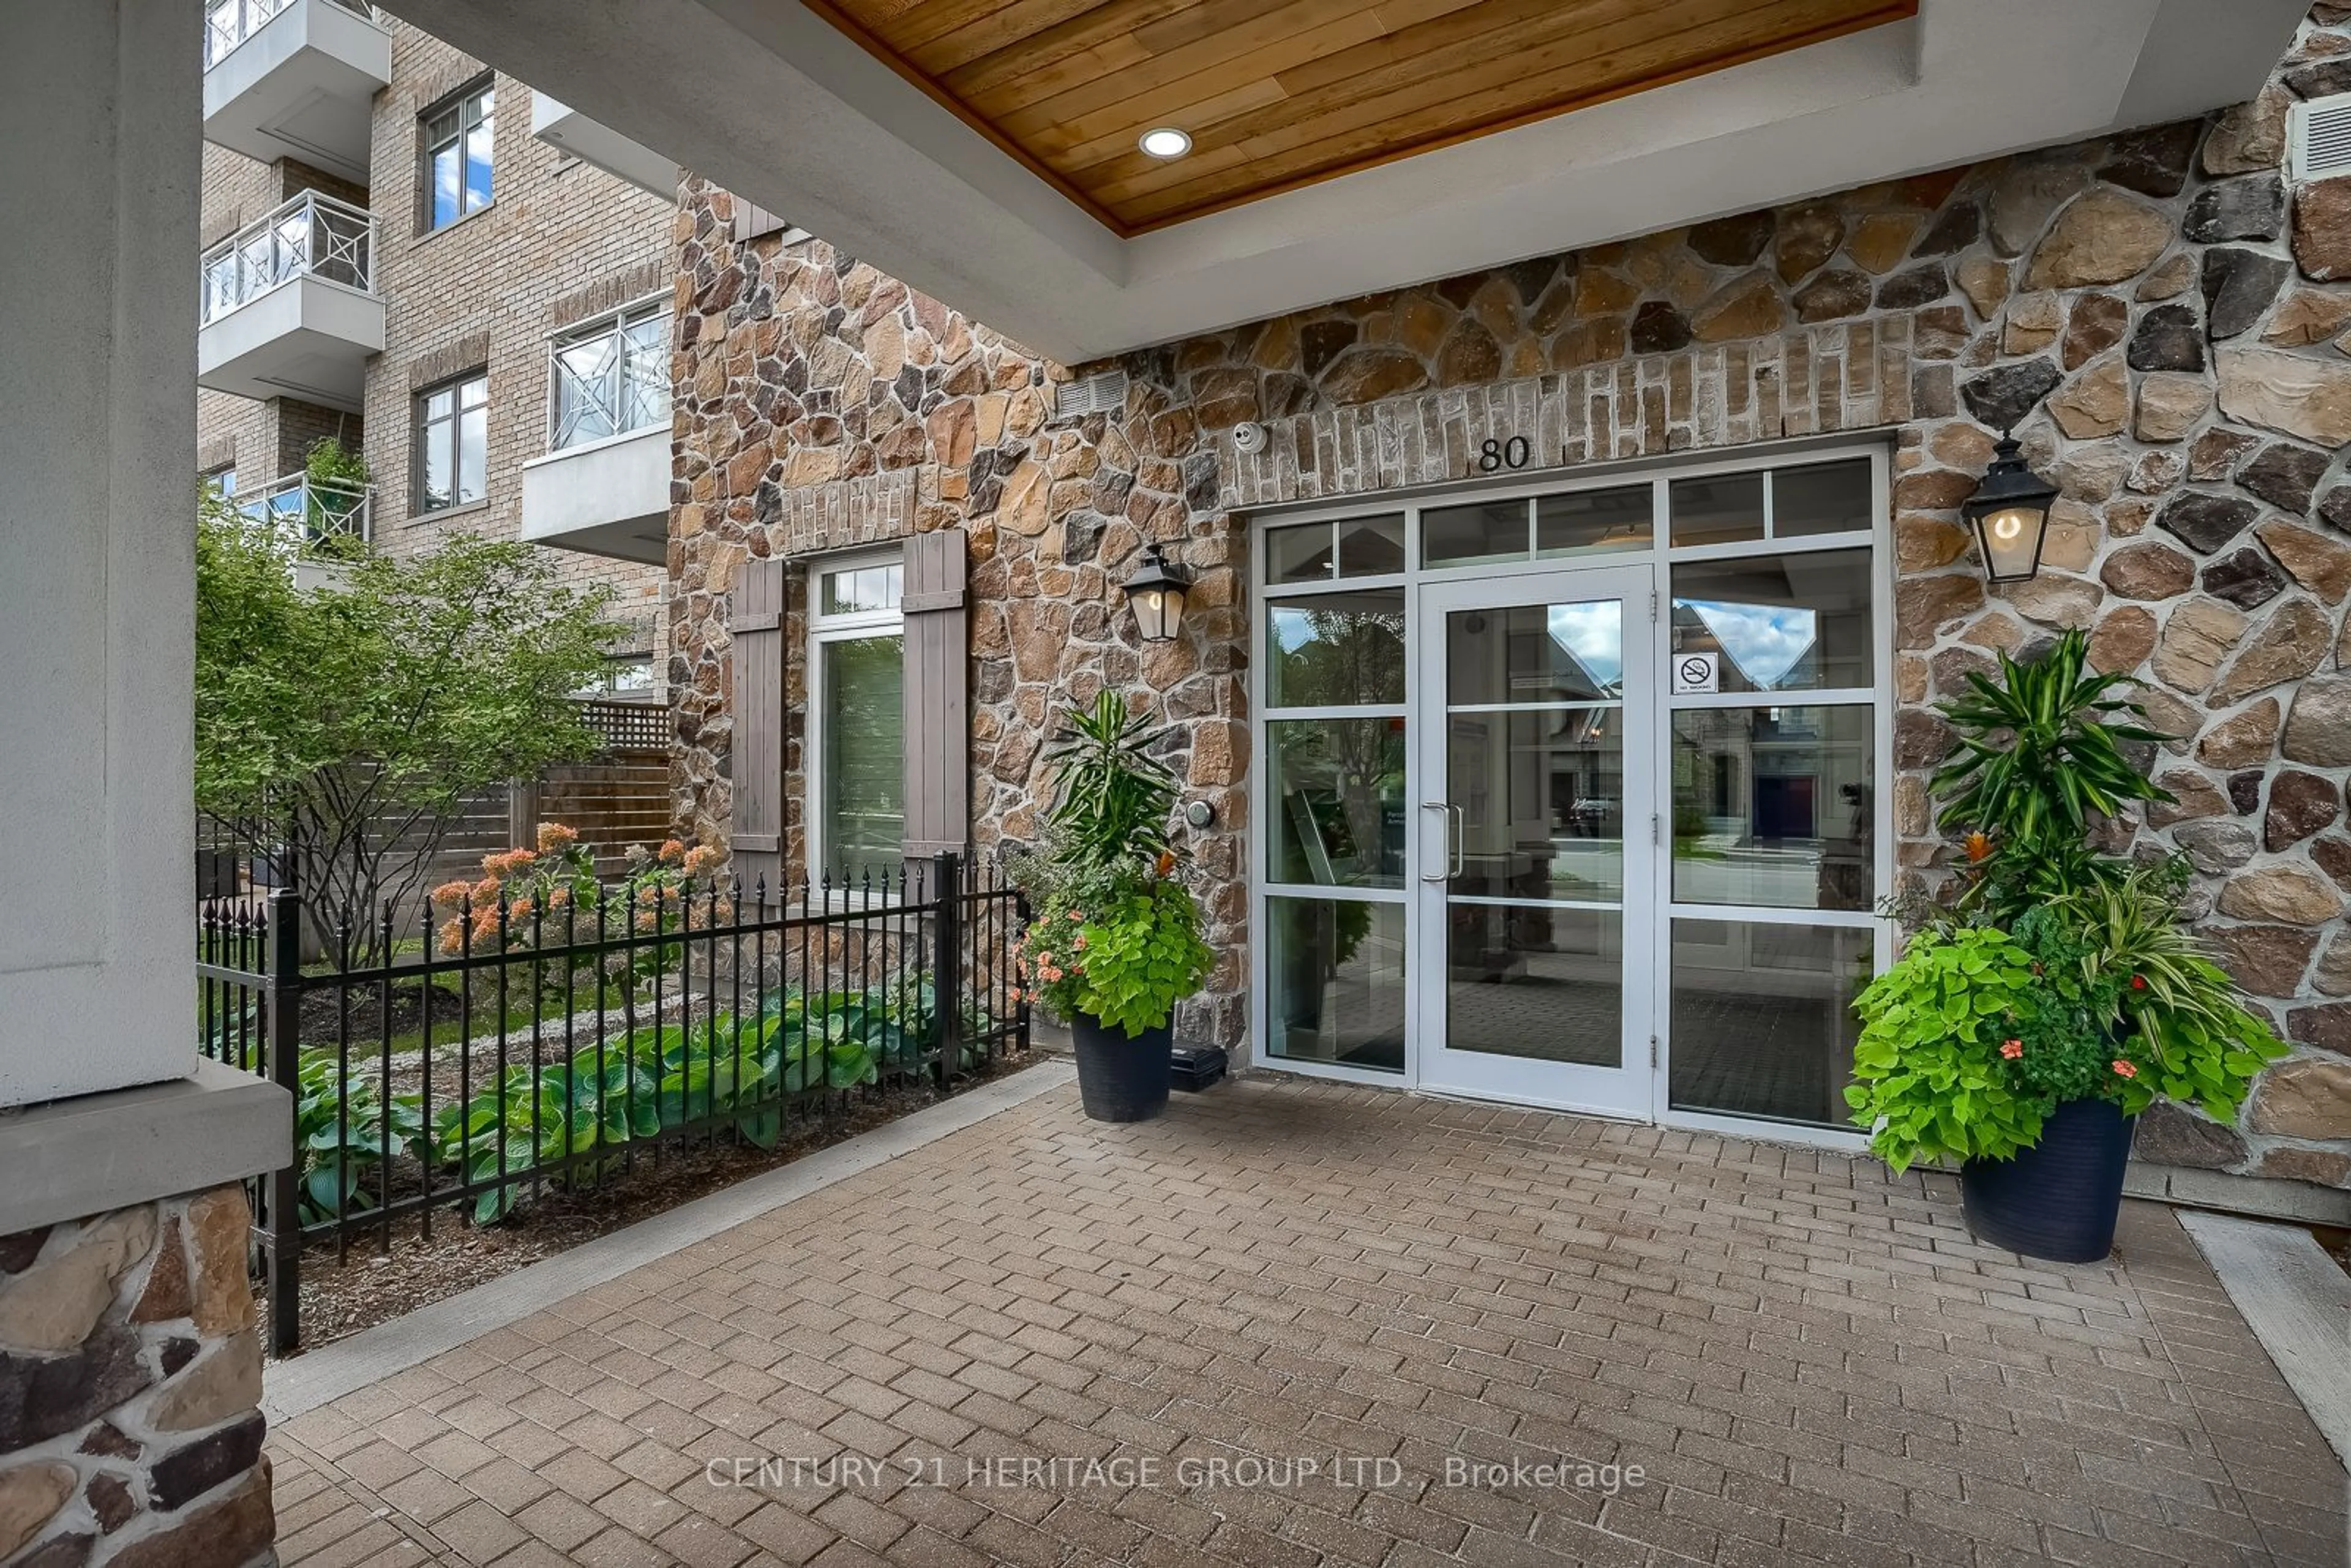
[
  {"left": 0, "top": 1188, "right": 272, "bottom": 1567},
  {"left": 669, "top": 6, "right": 2351, "bottom": 1180}
]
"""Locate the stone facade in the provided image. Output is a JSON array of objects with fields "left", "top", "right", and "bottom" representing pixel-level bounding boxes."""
[
  {"left": 0, "top": 1188, "right": 272, "bottom": 1567},
  {"left": 669, "top": 9, "right": 2351, "bottom": 1179},
  {"left": 357, "top": 26, "right": 677, "bottom": 673}
]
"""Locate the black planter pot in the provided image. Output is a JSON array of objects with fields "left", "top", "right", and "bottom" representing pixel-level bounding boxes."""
[
  {"left": 1070, "top": 1013, "right": 1172, "bottom": 1123},
  {"left": 1960, "top": 1098, "right": 2136, "bottom": 1263}
]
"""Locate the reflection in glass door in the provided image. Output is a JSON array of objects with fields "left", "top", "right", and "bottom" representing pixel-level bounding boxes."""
[{"left": 1413, "top": 565, "right": 1655, "bottom": 1118}]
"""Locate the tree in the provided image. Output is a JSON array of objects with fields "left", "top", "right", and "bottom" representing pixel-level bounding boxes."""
[{"left": 195, "top": 490, "right": 625, "bottom": 959}]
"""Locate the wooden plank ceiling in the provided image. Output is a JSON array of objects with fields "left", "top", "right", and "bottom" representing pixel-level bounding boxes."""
[{"left": 800, "top": 0, "right": 1918, "bottom": 235}]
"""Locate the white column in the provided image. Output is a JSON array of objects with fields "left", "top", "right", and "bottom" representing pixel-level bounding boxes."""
[{"left": 0, "top": 0, "right": 203, "bottom": 1108}]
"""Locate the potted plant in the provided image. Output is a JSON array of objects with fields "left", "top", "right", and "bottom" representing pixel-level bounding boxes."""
[
  {"left": 1014, "top": 691, "right": 1215, "bottom": 1122},
  {"left": 1847, "top": 632, "right": 2284, "bottom": 1261}
]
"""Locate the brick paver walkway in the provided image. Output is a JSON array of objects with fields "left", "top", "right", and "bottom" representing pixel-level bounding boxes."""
[{"left": 267, "top": 1075, "right": 2348, "bottom": 1566}]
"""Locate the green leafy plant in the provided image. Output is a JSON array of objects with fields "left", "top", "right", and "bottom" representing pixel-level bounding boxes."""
[
  {"left": 1013, "top": 692, "right": 1213, "bottom": 1037},
  {"left": 2046, "top": 865, "right": 2284, "bottom": 1120},
  {"left": 424, "top": 970, "right": 959, "bottom": 1223},
  {"left": 1932, "top": 629, "right": 2170, "bottom": 915},
  {"left": 196, "top": 495, "right": 624, "bottom": 962},
  {"left": 1040, "top": 691, "right": 1180, "bottom": 872},
  {"left": 1851, "top": 634, "right": 2284, "bottom": 1172},
  {"left": 1847, "top": 923, "right": 2045, "bottom": 1172},
  {"left": 294, "top": 1052, "right": 426, "bottom": 1223},
  {"left": 1019, "top": 876, "right": 1215, "bottom": 1037}
]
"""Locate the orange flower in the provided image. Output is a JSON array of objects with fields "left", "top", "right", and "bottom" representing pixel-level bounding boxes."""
[
  {"left": 684, "top": 844, "right": 722, "bottom": 876},
  {"left": 536, "top": 822, "right": 578, "bottom": 854},
  {"left": 470, "top": 907, "right": 501, "bottom": 942},
  {"left": 2000, "top": 1039, "right": 2022, "bottom": 1060},
  {"left": 636, "top": 882, "right": 664, "bottom": 907},
  {"left": 634, "top": 909, "right": 659, "bottom": 932},
  {"left": 658, "top": 838, "right": 686, "bottom": 865},
  {"left": 1068, "top": 910, "right": 1084, "bottom": 922},
  {"left": 1962, "top": 830, "right": 1993, "bottom": 865},
  {"left": 429, "top": 880, "right": 471, "bottom": 910},
  {"left": 469, "top": 876, "right": 501, "bottom": 905},
  {"left": 508, "top": 896, "right": 535, "bottom": 922},
  {"left": 2112, "top": 1059, "right": 2137, "bottom": 1079},
  {"left": 436, "top": 917, "right": 464, "bottom": 954},
  {"left": 1155, "top": 849, "right": 1177, "bottom": 877},
  {"left": 547, "top": 885, "right": 572, "bottom": 909},
  {"left": 1073, "top": 934, "right": 1087, "bottom": 950}
]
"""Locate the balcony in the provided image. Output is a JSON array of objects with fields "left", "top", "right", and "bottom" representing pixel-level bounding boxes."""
[
  {"left": 197, "top": 192, "right": 384, "bottom": 411},
  {"left": 520, "top": 426, "right": 670, "bottom": 565},
  {"left": 202, "top": 0, "right": 392, "bottom": 182},
  {"left": 228, "top": 471, "right": 373, "bottom": 591},
  {"left": 528, "top": 91, "right": 678, "bottom": 202}
]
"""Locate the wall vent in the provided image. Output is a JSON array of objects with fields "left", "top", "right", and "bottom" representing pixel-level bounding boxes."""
[
  {"left": 1052, "top": 369, "right": 1128, "bottom": 420},
  {"left": 2291, "top": 92, "right": 2351, "bottom": 184}
]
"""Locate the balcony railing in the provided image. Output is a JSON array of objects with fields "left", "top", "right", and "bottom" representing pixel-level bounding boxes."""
[
  {"left": 202, "top": 0, "right": 378, "bottom": 69},
  {"left": 233, "top": 472, "right": 373, "bottom": 555},
  {"left": 200, "top": 191, "right": 375, "bottom": 326}
]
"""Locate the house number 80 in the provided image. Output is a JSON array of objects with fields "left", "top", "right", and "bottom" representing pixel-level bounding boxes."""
[{"left": 1477, "top": 437, "right": 1531, "bottom": 473}]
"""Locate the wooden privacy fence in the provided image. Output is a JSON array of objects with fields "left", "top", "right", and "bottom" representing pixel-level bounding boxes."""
[{"left": 198, "top": 699, "right": 675, "bottom": 916}]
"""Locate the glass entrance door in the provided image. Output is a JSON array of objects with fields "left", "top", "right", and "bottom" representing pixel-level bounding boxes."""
[{"left": 1412, "top": 565, "right": 1655, "bottom": 1117}]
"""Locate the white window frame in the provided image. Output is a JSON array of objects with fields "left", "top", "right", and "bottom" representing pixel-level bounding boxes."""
[
  {"left": 547, "top": 294, "right": 671, "bottom": 454},
  {"left": 413, "top": 370, "right": 488, "bottom": 516},
  {"left": 1245, "top": 436, "right": 1891, "bottom": 1152},
  {"left": 422, "top": 81, "right": 495, "bottom": 232},
  {"left": 804, "top": 547, "right": 906, "bottom": 892}
]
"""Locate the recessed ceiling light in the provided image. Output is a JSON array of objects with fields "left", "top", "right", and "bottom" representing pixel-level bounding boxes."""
[{"left": 1138, "top": 127, "right": 1193, "bottom": 159}]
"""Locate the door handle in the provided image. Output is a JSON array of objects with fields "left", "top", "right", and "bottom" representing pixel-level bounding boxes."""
[
  {"left": 1420, "top": 801, "right": 1449, "bottom": 883},
  {"left": 1448, "top": 803, "right": 1466, "bottom": 879}
]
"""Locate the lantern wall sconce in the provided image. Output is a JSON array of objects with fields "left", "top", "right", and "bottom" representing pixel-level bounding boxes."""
[
  {"left": 1121, "top": 541, "right": 1192, "bottom": 642},
  {"left": 1962, "top": 429, "right": 2060, "bottom": 583}
]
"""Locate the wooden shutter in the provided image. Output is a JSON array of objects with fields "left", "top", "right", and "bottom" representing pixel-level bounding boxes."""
[
  {"left": 901, "top": 530, "right": 969, "bottom": 858},
  {"left": 731, "top": 559, "right": 787, "bottom": 895},
  {"left": 732, "top": 200, "right": 800, "bottom": 244}
]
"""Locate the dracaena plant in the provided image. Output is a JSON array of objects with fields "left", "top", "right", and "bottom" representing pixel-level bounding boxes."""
[
  {"left": 1848, "top": 633, "right": 2283, "bottom": 1170},
  {"left": 1931, "top": 629, "right": 2171, "bottom": 917},
  {"left": 1011, "top": 691, "right": 1213, "bottom": 1035}
]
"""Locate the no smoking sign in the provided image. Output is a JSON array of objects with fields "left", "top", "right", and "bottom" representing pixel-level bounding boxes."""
[{"left": 1672, "top": 651, "right": 1719, "bottom": 694}]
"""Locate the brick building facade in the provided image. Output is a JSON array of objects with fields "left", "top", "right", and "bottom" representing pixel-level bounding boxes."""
[
  {"left": 197, "top": 20, "right": 675, "bottom": 688},
  {"left": 666, "top": 10, "right": 2351, "bottom": 1193}
]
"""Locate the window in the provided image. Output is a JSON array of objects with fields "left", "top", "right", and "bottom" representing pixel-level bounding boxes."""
[
  {"left": 551, "top": 301, "right": 669, "bottom": 450},
  {"left": 579, "top": 655, "right": 654, "bottom": 698},
  {"left": 202, "top": 466, "right": 237, "bottom": 498},
  {"left": 414, "top": 372, "right": 487, "bottom": 514},
  {"left": 422, "top": 83, "right": 494, "bottom": 231},
  {"left": 808, "top": 553, "right": 904, "bottom": 883}
]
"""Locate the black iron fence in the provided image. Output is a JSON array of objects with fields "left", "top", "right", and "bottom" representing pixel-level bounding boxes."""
[{"left": 198, "top": 852, "right": 1028, "bottom": 1351}]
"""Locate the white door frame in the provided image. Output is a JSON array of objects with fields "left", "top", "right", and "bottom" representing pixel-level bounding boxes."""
[
  {"left": 1411, "top": 562, "right": 1656, "bottom": 1120},
  {"left": 1243, "top": 437, "right": 1890, "bottom": 1152}
]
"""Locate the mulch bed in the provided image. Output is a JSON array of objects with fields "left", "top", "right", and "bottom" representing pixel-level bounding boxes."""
[{"left": 283, "top": 1051, "right": 1042, "bottom": 1353}]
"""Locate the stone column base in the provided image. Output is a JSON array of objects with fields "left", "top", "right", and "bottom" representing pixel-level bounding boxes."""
[{"left": 1, "top": 1184, "right": 274, "bottom": 1567}]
